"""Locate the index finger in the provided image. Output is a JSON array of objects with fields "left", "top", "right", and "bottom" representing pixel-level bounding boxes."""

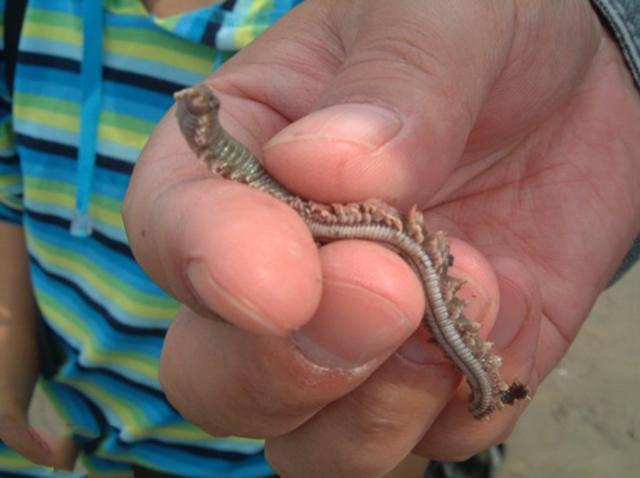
[{"left": 123, "top": 90, "right": 323, "bottom": 334}]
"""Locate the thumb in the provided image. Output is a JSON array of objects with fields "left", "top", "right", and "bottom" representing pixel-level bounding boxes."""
[{"left": 262, "top": 0, "right": 514, "bottom": 208}]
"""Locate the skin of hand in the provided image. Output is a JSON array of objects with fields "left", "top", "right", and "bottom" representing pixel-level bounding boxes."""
[
  {"left": 0, "top": 223, "right": 78, "bottom": 470},
  {"left": 123, "top": 1, "right": 640, "bottom": 476}
]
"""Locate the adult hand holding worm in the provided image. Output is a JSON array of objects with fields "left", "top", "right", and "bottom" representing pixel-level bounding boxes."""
[{"left": 124, "top": 1, "right": 640, "bottom": 476}]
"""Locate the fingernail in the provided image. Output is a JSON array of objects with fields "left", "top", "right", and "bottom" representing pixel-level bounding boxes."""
[
  {"left": 185, "top": 260, "right": 282, "bottom": 334},
  {"left": 264, "top": 104, "right": 402, "bottom": 152},
  {"left": 292, "top": 280, "right": 414, "bottom": 369},
  {"left": 28, "top": 427, "right": 52, "bottom": 454}
]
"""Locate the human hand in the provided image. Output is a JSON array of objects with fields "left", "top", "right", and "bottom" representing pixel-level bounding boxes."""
[
  {"left": 0, "top": 223, "right": 78, "bottom": 470},
  {"left": 124, "top": 1, "right": 640, "bottom": 476},
  {"left": 0, "top": 405, "right": 77, "bottom": 470}
]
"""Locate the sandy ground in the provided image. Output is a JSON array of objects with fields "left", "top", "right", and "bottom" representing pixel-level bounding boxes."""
[
  {"left": 495, "top": 263, "right": 640, "bottom": 478},
  {"left": 30, "top": 264, "right": 640, "bottom": 477}
]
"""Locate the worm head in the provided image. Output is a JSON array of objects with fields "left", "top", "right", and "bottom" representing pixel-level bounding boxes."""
[{"left": 174, "top": 85, "right": 221, "bottom": 155}]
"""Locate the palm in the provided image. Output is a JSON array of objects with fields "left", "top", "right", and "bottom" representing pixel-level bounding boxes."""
[
  {"left": 436, "top": 34, "right": 640, "bottom": 382},
  {"left": 234, "top": 2, "right": 639, "bottom": 387}
]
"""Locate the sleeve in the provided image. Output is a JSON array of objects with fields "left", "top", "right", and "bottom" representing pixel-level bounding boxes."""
[
  {"left": 0, "top": 1, "right": 23, "bottom": 225},
  {"left": 591, "top": 0, "right": 640, "bottom": 88}
]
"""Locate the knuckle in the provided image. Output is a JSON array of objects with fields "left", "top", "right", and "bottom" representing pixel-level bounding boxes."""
[
  {"left": 266, "top": 438, "right": 385, "bottom": 478},
  {"left": 415, "top": 419, "right": 516, "bottom": 461},
  {"left": 342, "top": 386, "right": 415, "bottom": 440},
  {"left": 239, "top": 350, "right": 324, "bottom": 420}
]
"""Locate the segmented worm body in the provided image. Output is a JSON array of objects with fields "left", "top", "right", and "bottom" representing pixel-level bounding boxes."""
[{"left": 174, "top": 85, "right": 528, "bottom": 417}]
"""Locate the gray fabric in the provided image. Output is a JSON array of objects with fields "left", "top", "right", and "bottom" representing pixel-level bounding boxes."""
[
  {"left": 608, "top": 236, "right": 640, "bottom": 286},
  {"left": 591, "top": 0, "right": 640, "bottom": 87},
  {"left": 591, "top": 0, "right": 640, "bottom": 285}
]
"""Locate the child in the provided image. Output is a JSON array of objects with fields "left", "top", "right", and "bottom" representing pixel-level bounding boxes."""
[{"left": 0, "top": 1, "right": 300, "bottom": 476}]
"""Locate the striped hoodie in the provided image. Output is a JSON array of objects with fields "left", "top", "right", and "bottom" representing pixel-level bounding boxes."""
[{"left": 0, "top": 1, "right": 300, "bottom": 476}]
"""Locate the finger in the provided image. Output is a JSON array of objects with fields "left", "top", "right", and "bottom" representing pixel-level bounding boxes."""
[
  {"left": 123, "top": 3, "right": 344, "bottom": 332},
  {"left": 126, "top": 155, "right": 323, "bottom": 334},
  {"left": 47, "top": 434, "right": 78, "bottom": 470},
  {"left": 0, "top": 420, "right": 53, "bottom": 467},
  {"left": 125, "top": 93, "right": 323, "bottom": 334},
  {"left": 160, "top": 240, "right": 424, "bottom": 438},
  {"left": 261, "top": 0, "right": 515, "bottom": 208},
  {"left": 123, "top": 0, "right": 508, "bottom": 335},
  {"left": 414, "top": 257, "right": 542, "bottom": 461},
  {"left": 265, "top": 352, "right": 457, "bottom": 478},
  {"left": 264, "top": 242, "right": 501, "bottom": 478}
]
